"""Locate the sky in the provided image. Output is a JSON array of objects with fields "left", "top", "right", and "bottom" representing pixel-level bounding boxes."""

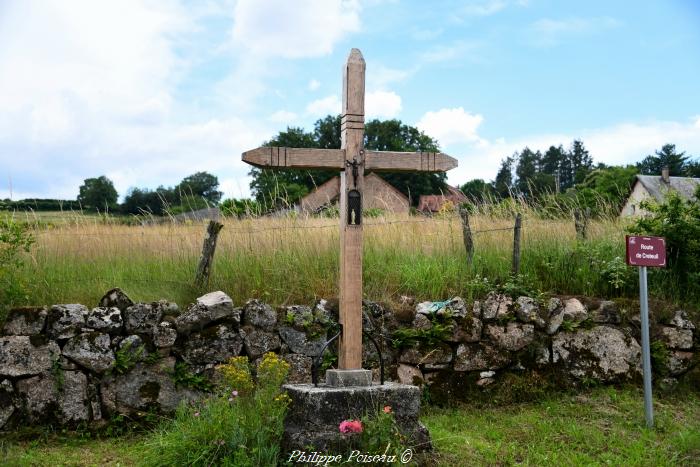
[{"left": 1, "top": 0, "right": 699, "bottom": 201}]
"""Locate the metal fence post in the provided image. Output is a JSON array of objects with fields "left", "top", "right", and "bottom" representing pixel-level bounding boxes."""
[{"left": 638, "top": 265, "right": 654, "bottom": 428}]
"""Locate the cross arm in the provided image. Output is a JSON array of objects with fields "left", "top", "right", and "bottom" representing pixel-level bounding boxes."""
[
  {"left": 364, "top": 150, "right": 458, "bottom": 172},
  {"left": 242, "top": 146, "right": 346, "bottom": 170}
]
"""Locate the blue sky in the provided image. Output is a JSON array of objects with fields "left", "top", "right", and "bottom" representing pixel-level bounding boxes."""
[{"left": 1, "top": 0, "right": 699, "bottom": 201}]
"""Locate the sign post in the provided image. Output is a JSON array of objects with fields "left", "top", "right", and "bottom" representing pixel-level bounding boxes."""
[{"left": 625, "top": 235, "right": 667, "bottom": 428}]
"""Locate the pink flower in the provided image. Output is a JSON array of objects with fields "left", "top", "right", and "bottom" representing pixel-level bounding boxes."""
[
  {"left": 339, "top": 419, "right": 363, "bottom": 434},
  {"left": 231, "top": 390, "right": 238, "bottom": 397},
  {"left": 194, "top": 412, "right": 200, "bottom": 417},
  {"left": 383, "top": 406, "right": 392, "bottom": 414}
]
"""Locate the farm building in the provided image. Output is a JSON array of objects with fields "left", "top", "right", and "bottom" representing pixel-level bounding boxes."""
[
  {"left": 299, "top": 173, "right": 410, "bottom": 214},
  {"left": 620, "top": 167, "right": 700, "bottom": 217},
  {"left": 417, "top": 185, "right": 468, "bottom": 213}
]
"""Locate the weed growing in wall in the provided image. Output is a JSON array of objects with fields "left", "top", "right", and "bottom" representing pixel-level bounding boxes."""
[{"left": 0, "top": 218, "right": 34, "bottom": 321}]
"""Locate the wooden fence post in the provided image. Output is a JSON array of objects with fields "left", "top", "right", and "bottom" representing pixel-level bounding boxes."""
[
  {"left": 574, "top": 208, "right": 590, "bottom": 240},
  {"left": 458, "top": 205, "right": 474, "bottom": 264},
  {"left": 512, "top": 213, "right": 522, "bottom": 276},
  {"left": 195, "top": 220, "right": 224, "bottom": 287}
]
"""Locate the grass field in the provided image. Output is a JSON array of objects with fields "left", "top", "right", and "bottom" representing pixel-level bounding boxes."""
[
  {"left": 7, "top": 209, "right": 629, "bottom": 306},
  {"left": 2, "top": 386, "right": 698, "bottom": 466},
  {"left": 6, "top": 207, "right": 696, "bottom": 317}
]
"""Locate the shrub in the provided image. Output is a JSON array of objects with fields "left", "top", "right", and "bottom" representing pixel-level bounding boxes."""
[
  {"left": 628, "top": 192, "right": 700, "bottom": 292},
  {"left": 0, "top": 218, "right": 34, "bottom": 321},
  {"left": 143, "top": 353, "right": 290, "bottom": 466}
]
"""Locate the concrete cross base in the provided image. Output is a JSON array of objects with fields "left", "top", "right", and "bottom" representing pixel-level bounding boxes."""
[
  {"left": 281, "top": 382, "right": 431, "bottom": 456},
  {"left": 325, "top": 368, "right": 373, "bottom": 387}
]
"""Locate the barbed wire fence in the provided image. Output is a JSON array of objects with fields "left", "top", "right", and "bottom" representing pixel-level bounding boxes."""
[
  {"left": 23, "top": 210, "right": 527, "bottom": 293},
  {"left": 12, "top": 208, "right": 552, "bottom": 304}
]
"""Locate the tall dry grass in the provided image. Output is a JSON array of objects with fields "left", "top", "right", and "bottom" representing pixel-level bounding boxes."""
[{"left": 11, "top": 207, "right": 636, "bottom": 309}]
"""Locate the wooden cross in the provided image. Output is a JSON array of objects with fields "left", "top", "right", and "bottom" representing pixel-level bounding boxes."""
[{"left": 242, "top": 48, "right": 457, "bottom": 371}]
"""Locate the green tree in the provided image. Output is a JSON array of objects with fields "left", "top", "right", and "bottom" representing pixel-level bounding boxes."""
[
  {"left": 637, "top": 144, "right": 689, "bottom": 176},
  {"left": 493, "top": 155, "right": 514, "bottom": 198},
  {"left": 460, "top": 179, "right": 494, "bottom": 202},
  {"left": 176, "top": 172, "right": 223, "bottom": 204},
  {"left": 122, "top": 186, "right": 176, "bottom": 215},
  {"left": 248, "top": 126, "right": 332, "bottom": 208},
  {"left": 570, "top": 140, "right": 593, "bottom": 184},
  {"left": 515, "top": 148, "right": 552, "bottom": 197},
  {"left": 541, "top": 145, "right": 566, "bottom": 176},
  {"left": 249, "top": 115, "right": 447, "bottom": 206},
  {"left": 683, "top": 159, "right": 700, "bottom": 177},
  {"left": 629, "top": 192, "right": 700, "bottom": 289},
  {"left": 366, "top": 119, "right": 445, "bottom": 202},
  {"left": 575, "top": 165, "right": 638, "bottom": 214},
  {"left": 77, "top": 176, "right": 118, "bottom": 211}
]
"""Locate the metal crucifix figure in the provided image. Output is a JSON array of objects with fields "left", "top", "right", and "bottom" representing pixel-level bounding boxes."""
[{"left": 242, "top": 48, "right": 458, "bottom": 376}]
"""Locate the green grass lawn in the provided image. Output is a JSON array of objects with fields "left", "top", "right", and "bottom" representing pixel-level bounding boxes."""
[
  {"left": 2, "top": 386, "right": 698, "bottom": 466},
  {"left": 423, "top": 386, "right": 700, "bottom": 466}
]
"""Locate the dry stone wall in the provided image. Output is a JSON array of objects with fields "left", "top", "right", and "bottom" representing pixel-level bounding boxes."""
[{"left": 0, "top": 289, "right": 697, "bottom": 430}]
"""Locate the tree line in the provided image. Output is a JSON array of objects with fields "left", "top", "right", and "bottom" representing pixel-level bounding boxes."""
[
  {"left": 249, "top": 115, "right": 447, "bottom": 207},
  {"left": 0, "top": 172, "right": 223, "bottom": 215},
  {"left": 3, "top": 113, "right": 698, "bottom": 218},
  {"left": 461, "top": 142, "right": 699, "bottom": 215}
]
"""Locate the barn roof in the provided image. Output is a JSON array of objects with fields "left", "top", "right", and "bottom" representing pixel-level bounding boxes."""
[{"left": 635, "top": 175, "right": 700, "bottom": 202}]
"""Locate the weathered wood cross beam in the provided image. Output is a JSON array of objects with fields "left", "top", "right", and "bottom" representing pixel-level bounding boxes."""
[{"left": 242, "top": 48, "right": 458, "bottom": 373}]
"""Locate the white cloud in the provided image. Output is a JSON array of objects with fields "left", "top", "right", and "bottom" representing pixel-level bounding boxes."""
[
  {"left": 452, "top": 0, "right": 528, "bottom": 19},
  {"left": 367, "top": 63, "right": 414, "bottom": 89},
  {"left": 0, "top": 0, "right": 275, "bottom": 201},
  {"left": 231, "top": 0, "right": 361, "bottom": 58},
  {"left": 308, "top": 79, "right": 321, "bottom": 91},
  {"left": 305, "top": 91, "right": 402, "bottom": 119},
  {"left": 420, "top": 41, "right": 482, "bottom": 63},
  {"left": 461, "top": 0, "right": 508, "bottom": 16},
  {"left": 446, "top": 118, "right": 700, "bottom": 187},
  {"left": 306, "top": 95, "right": 342, "bottom": 116},
  {"left": 269, "top": 110, "right": 299, "bottom": 123},
  {"left": 412, "top": 28, "right": 444, "bottom": 41},
  {"left": 531, "top": 16, "right": 620, "bottom": 46},
  {"left": 416, "top": 108, "right": 485, "bottom": 148},
  {"left": 365, "top": 91, "right": 402, "bottom": 119}
]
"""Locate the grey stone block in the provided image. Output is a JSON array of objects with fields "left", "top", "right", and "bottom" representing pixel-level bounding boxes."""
[
  {"left": 282, "top": 382, "right": 431, "bottom": 455},
  {"left": 325, "top": 369, "right": 373, "bottom": 387}
]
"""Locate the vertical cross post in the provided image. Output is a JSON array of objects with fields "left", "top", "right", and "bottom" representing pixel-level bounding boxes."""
[
  {"left": 338, "top": 49, "right": 365, "bottom": 370},
  {"left": 240, "top": 47, "right": 458, "bottom": 385}
]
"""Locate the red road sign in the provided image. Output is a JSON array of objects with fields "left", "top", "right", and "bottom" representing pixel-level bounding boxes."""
[{"left": 626, "top": 235, "right": 667, "bottom": 267}]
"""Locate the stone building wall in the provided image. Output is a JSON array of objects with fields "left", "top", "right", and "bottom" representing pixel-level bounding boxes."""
[{"left": 0, "top": 289, "right": 697, "bottom": 430}]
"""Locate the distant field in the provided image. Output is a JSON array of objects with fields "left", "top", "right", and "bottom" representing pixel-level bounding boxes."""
[{"left": 1, "top": 210, "right": 127, "bottom": 225}]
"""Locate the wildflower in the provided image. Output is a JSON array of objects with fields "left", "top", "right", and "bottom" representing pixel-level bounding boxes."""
[
  {"left": 194, "top": 411, "right": 200, "bottom": 417},
  {"left": 228, "top": 397, "right": 234, "bottom": 402},
  {"left": 231, "top": 390, "right": 238, "bottom": 397},
  {"left": 383, "top": 405, "right": 392, "bottom": 414},
  {"left": 339, "top": 419, "right": 363, "bottom": 433}
]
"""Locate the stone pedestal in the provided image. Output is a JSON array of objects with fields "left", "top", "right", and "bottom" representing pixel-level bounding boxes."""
[
  {"left": 282, "top": 382, "right": 431, "bottom": 455},
  {"left": 325, "top": 369, "right": 372, "bottom": 387}
]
